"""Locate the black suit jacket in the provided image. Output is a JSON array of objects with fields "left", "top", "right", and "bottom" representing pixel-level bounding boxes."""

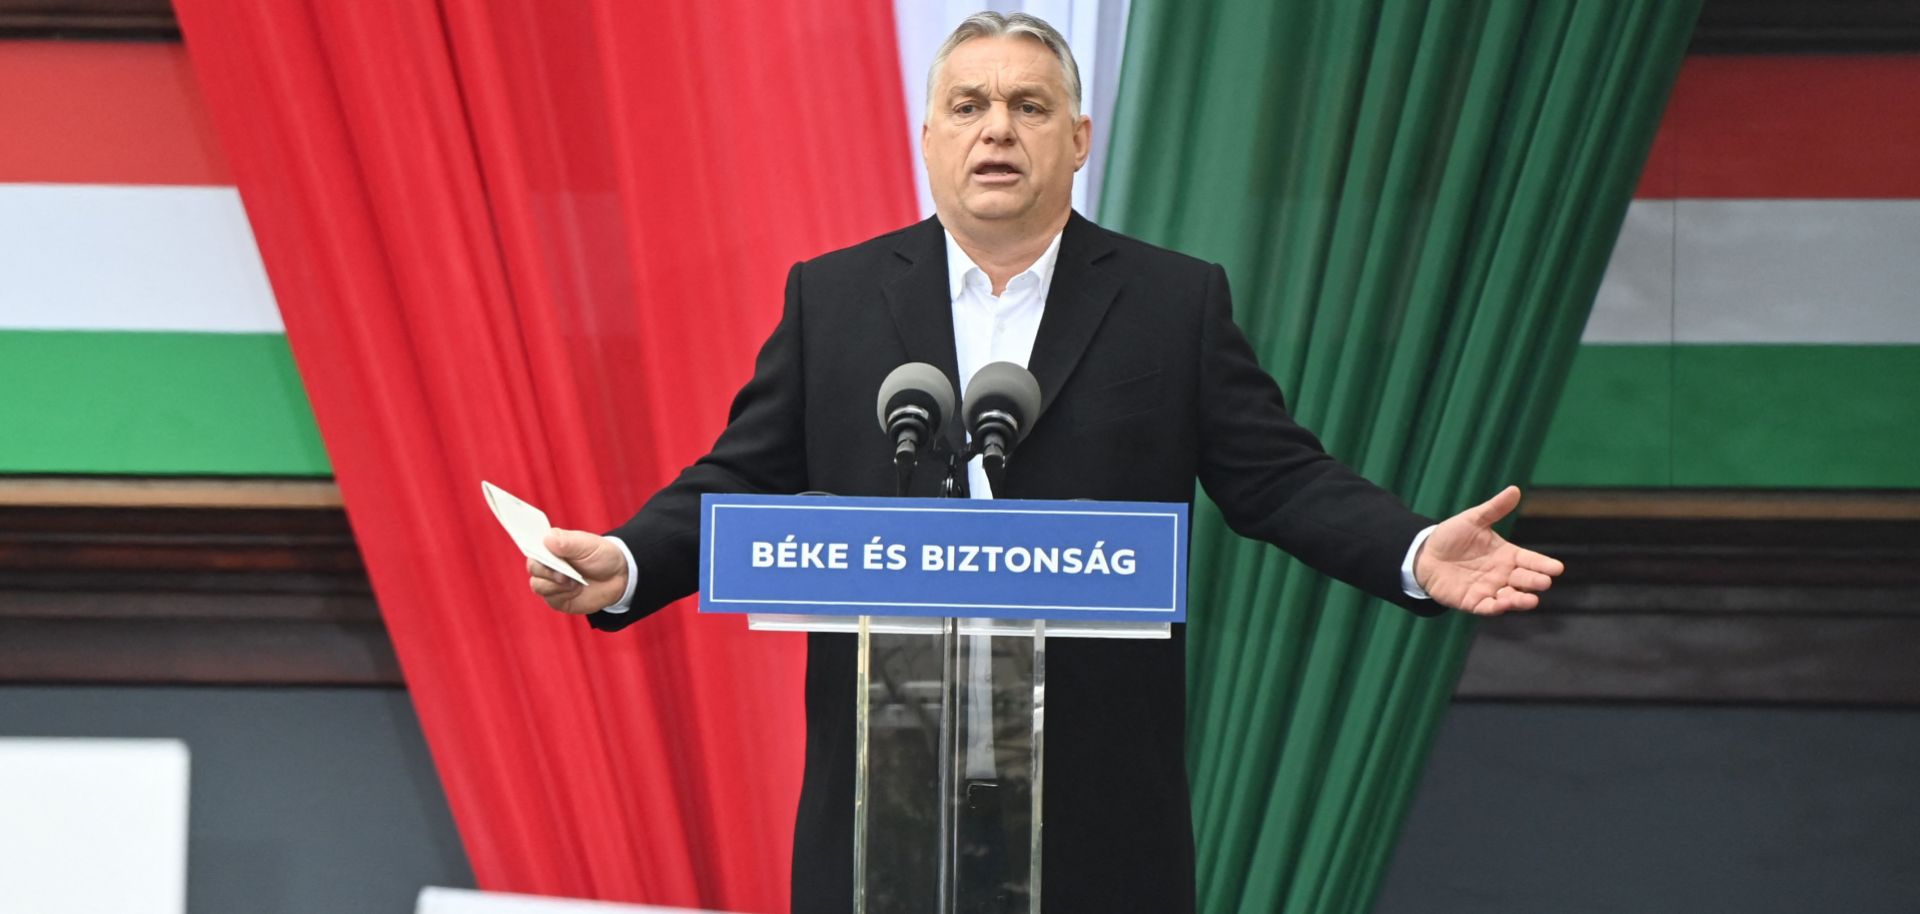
[{"left": 594, "top": 212, "right": 1440, "bottom": 912}]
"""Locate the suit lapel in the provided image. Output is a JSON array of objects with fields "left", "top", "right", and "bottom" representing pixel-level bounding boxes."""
[
  {"left": 1028, "top": 211, "right": 1121, "bottom": 422},
  {"left": 881, "top": 217, "right": 966, "bottom": 452},
  {"left": 882, "top": 212, "right": 1124, "bottom": 446}
]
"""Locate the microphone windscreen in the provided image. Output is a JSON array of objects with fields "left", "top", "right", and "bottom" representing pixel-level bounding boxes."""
[
  {"left": 876, "top": 362, "right": 956, "bottom": 433},
  {"left": 962, "top": 362, "right": 1043, "bottom": 440}
]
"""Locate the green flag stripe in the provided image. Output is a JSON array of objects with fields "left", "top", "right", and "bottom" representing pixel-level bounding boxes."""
[
  {"left": 0, "top": 330, "right": 329, "bottom": 476},
  {"left": 1536, "top": 343, "right": 1920, "bottom": 488}
]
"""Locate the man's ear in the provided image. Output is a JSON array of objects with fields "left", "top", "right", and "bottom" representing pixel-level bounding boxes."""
[
  {"left": 1074, "top": 114, "right": 1092, "bottom": 169},
  {"left": 921, "top": 119, "right": 931, "bottom": 163}
]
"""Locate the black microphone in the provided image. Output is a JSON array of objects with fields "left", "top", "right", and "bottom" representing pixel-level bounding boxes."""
[
  {"left": 961, "top": 361, "right": 1042, "bottom": 496},
  {"left": 876, "top": 362, "right": 956, "bottom": 496}
]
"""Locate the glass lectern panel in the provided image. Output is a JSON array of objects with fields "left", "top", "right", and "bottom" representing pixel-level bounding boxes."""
[
  {"left": 856, "top": 618, "right": 1044, "bottom": 914},
  {"left": 743, "top": 612, "right": 1168, "bottom": 914}
]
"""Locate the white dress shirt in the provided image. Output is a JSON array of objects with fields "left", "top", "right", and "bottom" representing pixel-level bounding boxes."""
[
  {"left": 944, "top": 229, "right": 1060, "bottom": 778},
  {"left": 947, "top": 229, "right": 1060, "bottom": 498}
]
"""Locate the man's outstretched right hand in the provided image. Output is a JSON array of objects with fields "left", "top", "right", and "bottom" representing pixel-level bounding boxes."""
[{"left": 528, "top": 529, "right": 630, "bottom": 615}]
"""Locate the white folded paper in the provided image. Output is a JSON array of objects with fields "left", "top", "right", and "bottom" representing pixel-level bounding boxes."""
[{"left": 481, "top": 481, "right": 587, "bottom": 586}]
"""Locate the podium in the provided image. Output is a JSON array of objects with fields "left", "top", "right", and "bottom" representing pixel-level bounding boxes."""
[{"left": 700, "top": 494, "right": 1188, "bottom": 914}]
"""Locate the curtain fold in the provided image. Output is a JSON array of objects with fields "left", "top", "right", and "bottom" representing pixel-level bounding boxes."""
[
  {"left": 1100, "top": 2, "right": 1699, "bottom": 911},
  {"left": 173, "top": 1, "right": 917, "bottom": 909}
]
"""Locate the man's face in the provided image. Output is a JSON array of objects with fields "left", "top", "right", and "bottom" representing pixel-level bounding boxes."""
[{"left": 922, "top": 35, "right": 1091, "bottom": 234}]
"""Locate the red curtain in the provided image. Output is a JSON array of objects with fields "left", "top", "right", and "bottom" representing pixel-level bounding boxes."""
[{"left": 173, "top": 1, "right": 918, "bottom": 909}]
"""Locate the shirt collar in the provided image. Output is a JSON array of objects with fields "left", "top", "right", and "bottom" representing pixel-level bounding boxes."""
[{"left": 943, "top": 228, "right": 1065, "bottom": 302}]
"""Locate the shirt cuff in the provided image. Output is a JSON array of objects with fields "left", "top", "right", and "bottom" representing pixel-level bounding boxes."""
[
  {"left": 599, "top": 535, "right": 640, "bottom": 614},
  {"left": 1400, "top": 525, "right": 1437, "bottom": 600}
]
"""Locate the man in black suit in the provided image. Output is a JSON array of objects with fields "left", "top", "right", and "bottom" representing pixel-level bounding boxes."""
[{"left": 527, "top": 12, "right": 1563, "bottom": 912}]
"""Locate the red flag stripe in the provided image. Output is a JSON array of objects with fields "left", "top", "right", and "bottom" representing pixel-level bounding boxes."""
[
  {"left": 1635, "top": 55, "right": 1920, "bottom": 199},
  {"left": 0, "top": 41, "right": 230, "bottom": 186}
]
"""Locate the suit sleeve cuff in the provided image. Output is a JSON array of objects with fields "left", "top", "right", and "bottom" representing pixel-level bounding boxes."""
[
  {"left": 1400, "top": 525, "right": 1436, "bottom": 600},
  {"left": 599, "top": 535, "right": 640, "bottom": 614}
]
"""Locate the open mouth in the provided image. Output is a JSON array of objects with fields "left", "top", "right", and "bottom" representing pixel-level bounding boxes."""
[{"left": 973, "top": 162, "right": 1022, "bottom": 182}]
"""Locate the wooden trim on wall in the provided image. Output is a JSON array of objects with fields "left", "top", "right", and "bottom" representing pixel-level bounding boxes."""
[
  {"left": 0, "top": 476, "right": 342, "bottom": 509},
  {"left": 0, "top": 484, "right": 396, "bottom": 686},
  {"left": 1690, "top": 0, "right": 1920, "bottom": 54},
  {"left": 0, "top": 0, "right": 178, "bottom": 39},
  {"left": 5, "top": 480, "right": 1918, "bottom": 704},
  {"left": 1520, "top": 488, "right": 1920, "bottom": 522},
  {"left": 1458, "top": 493, "right": 1920, "bottom": 706}
]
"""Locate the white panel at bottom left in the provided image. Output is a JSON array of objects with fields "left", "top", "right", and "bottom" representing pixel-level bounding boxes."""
[{"left": 0, "top": 738, "right": 190, "bottom": 914}]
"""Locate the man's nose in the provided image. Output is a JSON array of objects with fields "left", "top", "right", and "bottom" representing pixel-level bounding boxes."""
[{"left": 979, "top": 102, "right": 1016, "bottom": 145}]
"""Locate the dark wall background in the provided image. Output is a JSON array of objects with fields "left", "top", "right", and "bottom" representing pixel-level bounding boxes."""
[
  {"left": 1377, "top": 702, "right": 1920, "bottom": 914},
  {"left": 0, "top": 686, "right": 473, "bottom": 914},
  {"left": 10, "top": 686, "right": 1920, "bottom": 914}
]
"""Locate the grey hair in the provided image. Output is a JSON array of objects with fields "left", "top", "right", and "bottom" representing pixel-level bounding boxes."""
[{"left": 926, "top": 12, "right": 1083, "bottom": 118}]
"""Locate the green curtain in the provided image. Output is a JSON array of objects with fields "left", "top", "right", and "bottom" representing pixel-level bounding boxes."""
[{"left": 1099, "top": 1, "right": 1698, "bottom": 911}]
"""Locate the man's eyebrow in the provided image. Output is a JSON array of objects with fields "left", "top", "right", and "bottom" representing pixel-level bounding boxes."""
[
  {"left": 1001, "top": 83, "right": 1057, "bottom": 100},
  {"left": 944, "top": 82, "right": 1060, "bottom": 101}
]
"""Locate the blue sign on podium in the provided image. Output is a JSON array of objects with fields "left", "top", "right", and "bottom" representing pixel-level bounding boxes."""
[{"left": 698, "top": 494, "right": 1189, "bottom": 623}]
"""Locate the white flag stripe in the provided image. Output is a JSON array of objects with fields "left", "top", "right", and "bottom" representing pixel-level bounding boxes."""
[
  {"left": 1584, "top": 200, "right": 1676, "bottom": 344},
  {"left": 1676, "top": 199, "right": 1920, "bottom": 344},
  {"left": 0, "top": 183, "right": 282, "bottom": 333},
  {"left": 1585, "top": 199, "right": 1920, "bottom": 345}
]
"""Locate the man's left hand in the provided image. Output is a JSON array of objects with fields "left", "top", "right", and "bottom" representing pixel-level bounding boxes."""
[{"left": 1414, "top": 485, "right": 1564, "bottom": 616}]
